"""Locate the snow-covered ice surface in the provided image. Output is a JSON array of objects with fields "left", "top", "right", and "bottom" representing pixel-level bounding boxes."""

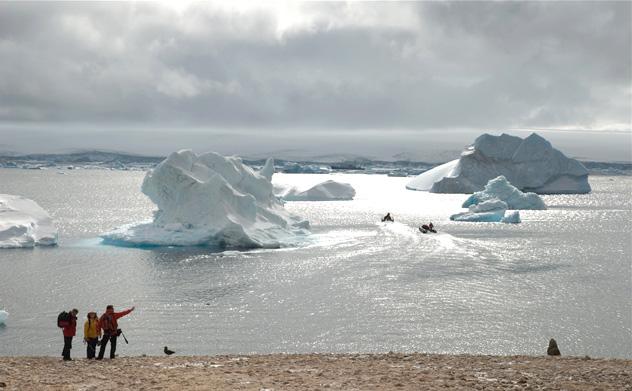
[
  {"left": 407, "top": 133, "right": 591, "bottom": 194},
  {"left": 0, "top": 310, "right": 7, "bottom": 325},
  {"left": 101, "top": 151, "right": 309, "bottom": 249},
  {"left": 279, "top": 180, "right": 356, "bottom": 201},
  {"left": 0, "top": 194, "right": 57, "bottom": 248},
  {"left": 0, "top": 169, "right": 630, "bottom": 359}
]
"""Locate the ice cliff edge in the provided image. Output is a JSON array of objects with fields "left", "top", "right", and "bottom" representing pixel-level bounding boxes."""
[
  {"left": 101, "top": 150, "right": 309, "bottom": 248},
  {"left": 406, "top": 133, "right": 591, "bottom": 194}
]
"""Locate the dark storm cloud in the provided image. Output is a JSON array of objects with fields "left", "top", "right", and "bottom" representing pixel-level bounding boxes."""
[{"left": 0, "top": 1, "right": 629, "bottom": 130}]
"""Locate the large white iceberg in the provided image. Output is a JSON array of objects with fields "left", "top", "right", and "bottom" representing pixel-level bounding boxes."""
[
  {"left": 462, "top": 176, "right": 546, "bottom": 210},
  {"left": 0, "top": 194, "right": 58, "bottom": 248},
  {"left": 280, "top": 180, "right": 356, "bottom": 201},
  {"left": 407, "top": 133, "right": 591, "bottom": 194},
  {"left": 0, "top": 310, "right": 8, "bottom": 325},
  {"left": 102, "top": 150, "right": 309, "bottom": 248}
]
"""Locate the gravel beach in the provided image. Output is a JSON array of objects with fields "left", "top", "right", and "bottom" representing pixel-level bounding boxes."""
[{"left": 0, "top": 353, "right": 630, "bottom": 390}]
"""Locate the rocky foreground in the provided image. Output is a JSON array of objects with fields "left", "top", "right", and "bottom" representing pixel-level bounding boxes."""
[{"left": 0, "top": 353, "right": 630, "bottom": 390}]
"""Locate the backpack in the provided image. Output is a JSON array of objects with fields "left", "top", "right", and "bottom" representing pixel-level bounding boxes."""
[
  {"left": 100, "top": 313, "right": 114, "bottom": 333},
  {"left": 57, "top": 311, "right": 71, "bottom": 328}
]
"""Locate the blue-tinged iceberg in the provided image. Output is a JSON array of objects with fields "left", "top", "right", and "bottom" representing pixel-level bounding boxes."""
[
  {"left": 462, "top": 176, "right": 546, "bottom": 210},
  {"left": 449, "top": 176, "right": 546, "bottom": 223},
  {"left": 407, "top": 133, "right": 591, "bottom": 194},
  {"left": 102, "top": 151, "right": 309, "bottom": 248},
  {"left": 450, "top": 199, "right": 521, "bottom": 223}
]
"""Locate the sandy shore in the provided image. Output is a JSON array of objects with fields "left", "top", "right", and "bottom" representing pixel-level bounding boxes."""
[{"left": 0, "top": 353, "right": 630, "bottom": 390}]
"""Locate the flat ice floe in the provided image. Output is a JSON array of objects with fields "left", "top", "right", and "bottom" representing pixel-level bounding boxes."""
[
  {"left": 279, "top": 180, "right": 356, "bottom": 201},
  {"left": 407, "top": 133, "right": 591, "bottom": 194},
  {"left": 450, "top": 199, "right": 518, "bottom": 223},
  {"left": 450, "top": 203, "right": 521, "bottom": 224},
  {"left": 0, "top": 194, "right": 58, "bottom": 248},
  {"left": 102, "top": 151, "right": 309, "bottom": 248}
]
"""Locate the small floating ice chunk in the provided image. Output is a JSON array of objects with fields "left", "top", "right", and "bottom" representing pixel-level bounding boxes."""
[
  {"left": 281, "top": 180, "right": 356, "bottom": 201},
  {"left": 0, "top": 194, "right": 58, "bottom": 248},
  {"left": 501, "top": 211, "right": 521, "bottom": 224},
  {"left": 101, "top": 151, "right": 309, "bottom": 248},
  {"left": 0, "top": 310, "right": 8, "bottom": 324}
]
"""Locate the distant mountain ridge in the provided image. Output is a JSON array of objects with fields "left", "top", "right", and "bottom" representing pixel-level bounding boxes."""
[
  {"left": 15, "top": 151, "right": 164, "bottom": 163},
  {"left": 0, "top": 150, "right": 630, "bottom": 175},
  {"left": 0, "top": 150, "right": 164, "bottom": 170}
]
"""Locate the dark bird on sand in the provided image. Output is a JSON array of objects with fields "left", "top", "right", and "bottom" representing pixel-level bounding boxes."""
[
  {"left": 164, "top": 346, "right": 175, "bottom": 355},
  {"left": 547, "top": 338, "right": 561, "bottom": 356}
]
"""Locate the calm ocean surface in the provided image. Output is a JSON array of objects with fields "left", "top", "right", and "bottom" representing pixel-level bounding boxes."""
[{"left": 0, "top": 169, "right": 630, "bottom": 358}]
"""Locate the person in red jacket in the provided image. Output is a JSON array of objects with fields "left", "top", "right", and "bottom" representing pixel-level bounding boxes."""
[
  {"left": 96, "top": 305, "right": 135, "bottom": 360},
  {"left": 61, "top": 309, "right": 79, "bottom": 361}
]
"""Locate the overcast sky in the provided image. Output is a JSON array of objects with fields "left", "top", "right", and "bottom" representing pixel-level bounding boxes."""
[{"left": 0, "top": 1, "right": 630, "bottom": 160}]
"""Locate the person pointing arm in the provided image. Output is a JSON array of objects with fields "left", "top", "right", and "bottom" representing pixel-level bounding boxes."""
[
  {"left": 96, "top": 305, "right": 135, "bottom": 360},
  {"left": 113, "top": 306, "right": 135, "bottom": 321}
]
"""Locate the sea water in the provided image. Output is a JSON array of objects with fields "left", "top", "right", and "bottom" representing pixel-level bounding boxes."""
[{"left": 0, "top": 169, "right": 630, "bottom": 358}]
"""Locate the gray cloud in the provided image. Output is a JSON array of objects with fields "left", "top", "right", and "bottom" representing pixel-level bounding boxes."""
[{"left": 0, "top": 1, "right": 630, "bottom": 131}]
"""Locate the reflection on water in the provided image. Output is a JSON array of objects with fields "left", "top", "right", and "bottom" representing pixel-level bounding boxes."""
[{"left": 0, "top": 169, "right": 630, "bottom": 358}]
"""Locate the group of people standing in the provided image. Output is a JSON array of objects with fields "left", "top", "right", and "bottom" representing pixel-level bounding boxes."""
[{"left": 59, "top": 305, "right": 135, "bottom": 361}]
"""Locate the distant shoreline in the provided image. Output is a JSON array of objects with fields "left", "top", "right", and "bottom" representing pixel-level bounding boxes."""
[{"left": 1, "top": 353, "right": 630, "bottom": 390}]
